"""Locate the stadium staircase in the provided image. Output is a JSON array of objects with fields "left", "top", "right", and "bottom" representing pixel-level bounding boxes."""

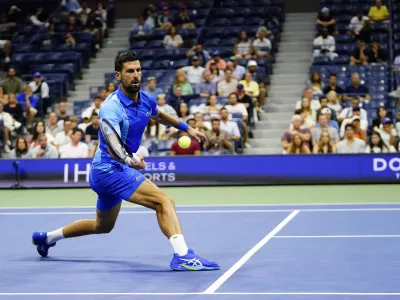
[
  {"left": 67, "top": 19, "right": 133, "bottom": 111},
  {"left": 251, "top": 12, "right": 315, "bottom": 154}
]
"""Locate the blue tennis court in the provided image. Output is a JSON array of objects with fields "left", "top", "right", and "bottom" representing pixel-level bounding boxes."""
[{"left": 1, "top": 204, "right": 400, "bottom": 299}]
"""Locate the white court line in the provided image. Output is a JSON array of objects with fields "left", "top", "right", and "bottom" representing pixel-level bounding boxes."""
[
  {"left": 2, "top": 207, "right": 400, "bottom": 216},
  {"left": 1, "top": 202, "right": 400, "bottom": 210},
  {"left": 2, "top": 292, "right": 400, "bottom": 296},
  {"left": 203, "top": 210, "right": 300, "bottom": 294},
  {"left": 274, "top": 235, "right": 400, "bottom": 239}
]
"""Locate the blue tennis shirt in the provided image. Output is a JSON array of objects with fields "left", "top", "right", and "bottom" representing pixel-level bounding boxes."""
[{"left": 93, "top": 87, "right": 158, "bottom": 165}]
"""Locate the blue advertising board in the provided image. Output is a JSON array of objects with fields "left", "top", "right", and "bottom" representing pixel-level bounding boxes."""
[{"left": 0, "top": 154, "right": 399, "bottom": 188}]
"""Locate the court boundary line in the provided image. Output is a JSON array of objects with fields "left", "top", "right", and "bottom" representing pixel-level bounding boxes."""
[
  {"left": 1, "top": 292, "right": 400, "bottom": 296},
  {"left": 2, "top": 207, "right": 400, "bottom": 216},
  {"left": 203, "top": 210, "right": 300, "bottom": 294},
  {"left": 274, "top": 235, "right": 400, "bottom": 239},
  {"left": 1, "top": 202, "right": 400, "bottom": 210}
]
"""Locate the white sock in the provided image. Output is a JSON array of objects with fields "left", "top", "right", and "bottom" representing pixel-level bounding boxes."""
[
  {"left": 169, "top": 234, "right": 189, "bottom": 256},
  {"left": 46, "top": 228, "right": 65, "bottom": 244}
]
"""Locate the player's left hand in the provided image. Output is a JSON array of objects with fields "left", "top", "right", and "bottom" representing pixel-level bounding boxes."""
[
  {"left": 188, "top": 127, "right": 207, "bottom": 143},
  {"left": 129, "top": 154, "right": 147, "bottom": 170}
]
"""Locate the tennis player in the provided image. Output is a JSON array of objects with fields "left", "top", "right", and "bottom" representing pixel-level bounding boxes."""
[{"left": 32, "top": 52, "right": 220, "bottom": 271}]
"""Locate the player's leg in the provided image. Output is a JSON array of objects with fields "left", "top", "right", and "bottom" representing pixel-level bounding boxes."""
[{"left": 126, "top": 178, "right": 219, "bottom": 271}]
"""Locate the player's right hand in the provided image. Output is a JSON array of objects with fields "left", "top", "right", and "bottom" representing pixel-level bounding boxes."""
[{"left": 129, "top": 154, "right": 147, "bottom": 170}]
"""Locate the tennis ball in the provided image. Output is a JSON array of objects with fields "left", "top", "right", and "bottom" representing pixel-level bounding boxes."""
[{"left": 178, "top": 136, "right": 191, "bottom": 149}]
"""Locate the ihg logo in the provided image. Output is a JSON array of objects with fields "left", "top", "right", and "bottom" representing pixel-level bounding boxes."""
[{"left": 373, "top": 157, "right": 400, "bottom": 179}]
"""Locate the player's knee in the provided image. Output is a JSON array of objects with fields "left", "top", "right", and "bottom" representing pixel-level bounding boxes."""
[
  {"left": 156, "top": 194, "right": 175, "bottom": 211},
  {"left": 95, "top": 221, "right": 115, "bottom": 234}
]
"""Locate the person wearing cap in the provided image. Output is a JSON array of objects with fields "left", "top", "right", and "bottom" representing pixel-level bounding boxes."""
[
  {"left": 29, "top": 72, "right": 50, "bottom": 115},
  {"left": 186, "top": 44, "right": 211, "bottom": 67},
  {"left": 217, "top": 69, "right": 238, "bottom": 97},
  {"left": 316, "top": 107, "right": 339, "bottom": 132},
  {"left": 375, "top": 117, "right": 398, "bottom": 148},
  {"left": 344, "top": 73, "right": 371, "bottom": 102},
  {"left": 180, "top": 56, "right": 205, "bottom": 85},
  {"left": 337, "top": 124, "right": 366, "bottom": 154},
  {"left": 246, "top": 60, "right": 267, "bottom": 108},
  {"left": 368, "top": 0, "right": 389, "bottom": 22},
  {"left": 339, "top": 106, "right": 368, "bottom": 139},
  {"left": 234, "top": 30, "right": 253, "bottom": 59},
  {"left": 175, "top": 5, "right": 195, "bottom": 28},
  {"left": 157, "top": 7, "right": 173, "bottom": 29},
  {"left": 348, "top": 10, "right": 369, "bottom": 37},
  {"left": 316, "top": 7, "right": 336, "bottom": 35},
  {"left": 206, "top": 51, "right": 226, "bottom": 70},
  {"left": 281, "top": 115, "right": 312, "bottom": 152},
  {"left": 61, "top": 0, "right": 81, "bottom": 12},
  {"left": 236, "top": 84, "right": 253, "bottom": 122},
  {"left": 144, "top": 77, "right": 163, "bottom": 98}
]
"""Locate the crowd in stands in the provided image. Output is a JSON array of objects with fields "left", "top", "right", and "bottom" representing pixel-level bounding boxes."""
[{"left": 282, "top": 0, "right": 400, "bottom": 154}]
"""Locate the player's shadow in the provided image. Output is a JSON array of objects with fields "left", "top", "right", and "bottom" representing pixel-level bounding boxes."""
[{"left": 39, "top": 258, "right": 172, "bottom": 273}]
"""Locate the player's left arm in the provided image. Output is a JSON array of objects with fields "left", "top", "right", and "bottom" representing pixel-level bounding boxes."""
[{"left": 152, "top": 109, "right": 207, "bottom": 142}]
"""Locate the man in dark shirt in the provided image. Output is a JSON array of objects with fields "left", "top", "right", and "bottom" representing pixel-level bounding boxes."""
[
  {"left": 344, "top": 73, "right": 371, "bottom": 102},
  {"left": 350, "top": 40, "right": 368, "bottom": 65},
  {"left": 4, "top": 94, "right": 24, "bottom": 124},
  {"left": 236, "top": 84, "right": 253, "bottom": 124},
  {"left": 316, "top": 7, "right": 336, "bottom": 35},
  {"left": 323, "top": 74, "right": 344, "bottom": 100},
  {"left": 85, "top": 112, "right": 100, "bottom": 142}
]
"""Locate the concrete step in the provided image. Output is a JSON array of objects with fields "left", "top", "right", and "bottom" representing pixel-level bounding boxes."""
[
  {"left": 256, "top": 120, "right": 290, "bottom": 130},
  {"left": 286, "top": 13, "right": 317, "bottom": 20},
  {"left": 252, "top": 128, "right": 285, "bottom": 139},
  {"left": 244, "top": 147, "right": 282, "bottom": 154},
  {"left": 258, "top": 112, "right": 295, "bottom": 122},
  {"left": 276, "top": 52, "right": 311, "bottom": 59},
  {"left": 250, "top": 138, "right": 281, "bottom": 148},
  {"left": 69, "top": 96, "right": 90, "bottom": 102},
  {"left": 268, "top": 91, "right": 302, "bottom": 99},
  {"left": 108, "top": 29, "right": 130, "bottom": 38},
  {"left": 267, "top": 97, "right": 297, "bottom": 105},
  {"left": 269, "top": 85, "right": 305, "bottom": 93},
  {"left": 273, "top": 68, "right": 308, "bottom": 75},
  {"left": 270, "top": 78, "right": 307, "bottom": 86},
  {"left": 275, "top": 56, "right": 311, "bottom": 63},
  {"left": 264, "top": 103, "right": 295, "bottom": 112}
]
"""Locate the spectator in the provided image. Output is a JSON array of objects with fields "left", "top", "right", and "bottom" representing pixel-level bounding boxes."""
[
  {"left": 0, "top": 86, "right": 8, "bottom": 104},
  {"left": 246, "top": 60, "right": 267, "bottom": 107},
  {"left": 76, "top": 1, "right": 91, "bottom": 25},
  {"left": 54, "top": 119, "right": 72, "bottom": 147},
  {"left": 85, "top": 113, "right": 100, "bottom": 142},
  {"left": 313, "top": 131, "right": 337, "bottom": 154},
  {"left": 59, "top": 128, "right": 89, "bottom": 158},
  {"left": 174, "top": 72, "right": 194, "bottom": 96},
  {"left": 30, "top": 7, "right": 47, "bottom": 27},
  {"left": 252, "top": 29, "right": 272, "bottom": 60},
  {"left": 4, "top": 94, "right": 23, "bottom": 124},
  {"left": 0, "top": 39, "right": 12, "bottom": 64},
  {"left": 67, "top": 15, "right": 81, "bottom": 33},
  {"left": 234, "top": 30, "right": 252, "bottom": 59},
  {"left": 98, "top": 88, "right": 108, "bottom": 102},
  {"left": 62, "top": 0, "right": 81, "bottom": 12},
  {"left": 350, "top": 40, "right": 368, "bottom": 65},
  {"left": 186, "top": 44, "right": 211, "bottom": 67},
  {"left": 180, "top": 56, "right": 205, "bottom": 85},
  {"left": 106, "top": 81, "right": 117, "bottom": 96},
  {"left": 29, "top": 72, "right": 50, "bottom": 115},
  {"left": 157, "top": 94, "right": 177, "bottom": 117},
  {"left": 209, "top": 62, "right": 225, "bottom": 83},
  {"left": 204, "top": 119, "right": 233, "bottom": 153},
  {"left": 299, "top": 97, "right": 317, "bottom": 123},
  {"left": 131, "top": 16, "right": 153, "bottom": 39},
  {"left": 351, "top": 116, "right": 368, "bottom": 143},
  {"left": 157, "top": 7, "right": 173, "bottom": 30},
  {"left": 85, "top": 10, "right": 103, "bottom": 49},
  {"left": 236, "top": 84, "right": 253, "bottom": 121},
  {"left": 323, "top": 74, "right": 344, "bottom": 101},
  {"left": 167, "top": 86, "right": 184, "bottom": 109},
  {"left": 144, "top": 77, "right": 163, "bottom": 98},
  {"left": 204, "top": 95, "right": 222, "bottom": 120},
  {"left": 316, "top": 7, "right": 336, "bottom": 35},
  {"left": 339, "top": 106, "right": 368, "bottom": 137},
  {"left": 337, "top": 124, "right": 366, "bottom": 153},
  {"left": 163, "top": 26, "right": 183, "bottom": 49},
  {"left": 28, "top": 121, "right": 55, "bottom": 148},
  {"left": 82, "top": 96, "right": 101, "bottom": 120},
  {"left": 2, "top": 68, "right": 23, "bottom": 95},
  {"left": 218, "top": 69, "right": 238, "bottom": 97},
  {"left": 376, "top": 118, "right": 398, "bottom": 148},
  {"left": 366, "top": 41, "right": 387, "bottom": 63},
  {"left": 170, "top": 131, "right": 201, "bottom": 155},
  {"left": 194, "top": 112, "right": 211, "bottom": 132},
  {"left": 206, "top": 51, "right": 227, "bottom": 70},
  {"left": 17, "top": 86, "right": 38, "bottom": 125},
  {"left": 358, "top": 20, "right": 373, "bottom": 44},
  {"left": 311, "top": 114, "right": 340, "bottom": 147},
  {"left": 31, "top": 133, "right": 59, "bottom": 158},
  {"left": 365, "top": 131, "right": 396, "bottom": 153},
  {"left": 239, "top": 72, "right": 260, "bottom": 99},
  {"left": 313, "top": 28, "right": 338, "bottom": 59},
  {"left": 57, "top": 101, "right": 70, "bottom": 122},
  {"left": 344, "top": 73, "right": 371, "bottom": 102},
  {"left": 227, "top": 57, "right": 246, "bottom": 81},
  {"left": 317, "top": 107, "right": 340, "bottom": 132},
  {"left": 177, "top": 102, "right": 190, "bottom": 122},
  {"left": 372, "top": 105, "right": 391, "bottom": 130},
  {"left": 281, "top": 115, "right": 312, "bottom": 152},
  {"left": 349, "top": 9, "right": 369, "bottom": 37},
  {"left": 368, "top": 0, "right": 389, "bottom": 22},
  {"left": 95, "top": 2, "right": 108, "bottom": 24},
  {"left": 286, "top": 133, "right": 311, "bottom": 154},
  {"left": 326, "top": 90, "right": 343, "bottom": 115},
  {"left": 175, "top": 5, "right": 195, "bottom": 28},
  {"left": 219, "top": 108, "right": 241, "bottom": 142},
  {"left": 46, "top": 112, "right": 62, "bottom": 136},
  {"left": 316, "top": 96, "right": 338, "bottom": 122},
  {"left": 196, "top": 70, "right": 217, "bottom": 98},
  {"left": 225, "top": 93, "right": 250, "bottom": 148},
  {"left": 296, "top": 88, "right": 321, "bottom": 111},
  {"left": 0, "top": 102, "right": 12, "bottom": 152},
  {"left": 306, "top": 72, "right": 324, "bottom": 96},
  {"left": 10, "top": 136, "right": 32, "bottom": 158}
]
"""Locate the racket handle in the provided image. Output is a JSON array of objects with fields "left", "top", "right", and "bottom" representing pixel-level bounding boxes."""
[{"left": 125, "top": 154, "right": 140, "bottom": 165}]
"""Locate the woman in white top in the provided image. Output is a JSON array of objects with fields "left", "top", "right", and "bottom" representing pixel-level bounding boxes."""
[
  {"left": 9, "top": 137, "right": 32, "bottom": 159},
  {"left": 365, "top": 131, "right": 396, "bottom": 153},
  {"left": 163, "top": 26, "right": 183, "bottom": 48},
  {"left": 234, "top": 30, "right": 252, "bottom": 59},
  {"left": 27, "top": 121, "right": 55, "bottom": 148},
  {"left": 326, "top": 90, "right": 342, "bottom": 115},
  {"left": 203, "top": 95, "right": 222, "bottom": 120}
]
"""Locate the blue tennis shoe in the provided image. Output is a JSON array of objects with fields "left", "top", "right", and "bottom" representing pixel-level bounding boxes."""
[
  {"left": 32, "top": 231, "right": 56, "bottom": 257},
  {"left": 170, "top": 249, "right": 220, "bottom": 271}
]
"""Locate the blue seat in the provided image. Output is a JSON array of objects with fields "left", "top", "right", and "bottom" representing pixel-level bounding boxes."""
[
  {"left": 335, "top": 34, "right": 352, "bottom": 43},
  {"left": 220, "top": 37, "right": 236, "bottom": 46},
  {"left": 332, "top": 56, "right": 350, "bottom": 64},
  {"left": 53, "top": 63, "right": 76, "bottom": 81},
  {"left": 13, "top": 44, "right": 35, "bottom": 53},
  {"left": 206, "top": 27, "right": 225, "bottom": 38},
  {"left": 35, "top": 64, "right": 55, "bottom": 74},
  {"left": 141, "top": 60, "right": 153, "bottom": 69},
  {"left": 147, "top": 40, "right": 163, "bottom": 48},
  {"left": 73, "top": 100, "right": 92, "bottom": 116},
  {"left": 211, "top": 18, "right": 230, "bottom": 26},
  {"left": 204, "top": 38, "right": 221, "bottom": 46},
  {"left": 131, "top": 40, "right": 147, "bottom": 49},
  {"left": 42, "top": 52, "right": 63, "bottom": 64},
  {"left": 313, "top": 56, "right": 331, "bottom": 65}
]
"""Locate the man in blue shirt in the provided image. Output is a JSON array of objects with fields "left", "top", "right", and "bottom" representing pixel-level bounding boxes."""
[{"left": 32, "top": 52, "right": 219, "bottom": 271}]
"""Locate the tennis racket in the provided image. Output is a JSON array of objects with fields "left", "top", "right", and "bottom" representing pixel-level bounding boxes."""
[{"left": 99, "top": 118, "right": 140, "bottom": 165}]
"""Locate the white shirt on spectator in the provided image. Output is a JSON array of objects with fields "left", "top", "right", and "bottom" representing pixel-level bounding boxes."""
[
  {"left": 340, "top": 119, "right": 368, "bottom": 138},
  {"left": 337, "top": 138, "right": 366, "bottom": 153},
  {"left": 218, "top": 79, "right": 238, "bottom": 97},
  {"left": 54, "top": 131, "right": 72, "bottom": 146},
  {"left": 157, "top": 104, "right": 177, "bottom": 117},
  {"left": 59, "top": 142, "right": 89, "bottom": 158},
  {"left": 29, "top": 80, "right": 49, "bottom": 99},
  {"left": 233, "top": 65, "right": 246, "bottom": 80},
  {"left": 349, "top": 16, "right": 369, "bottom": 34},
  {"left": 31, "top": 144, "right": 59, "bottom": 158},
  {"left": 339, "top": 107, "right": 368, "bottom": 121},
  {"left": 313, "top": 35, "right": 336, "bottom": 53},
  {"left": 295, "top": 99, "right": 321, "bottom": 111},
  {"left": 220, "top": 120, "right": 241, "bottom": 138},
  {"left": 182, "top": 66, "right": 205, "bottom": 85},
  {"left": 253, "top": 38, "right": 272, "bottom": 56},
  {"left": 81, "top": 105, "right": 100, "bottom": 120},
  {"left": 0, "top": 111, "right": 13, "bottom": 130},
  {"left": 225, "top": 103, "right": 248, "bottom": 119},
  {"left": 365, "top": 145, "right": 396, "bottom": 153},
  {"left": 163, "top": 34, "right": 183, "bottom": 48},
  {"left": 376, "top": 128, "right": 398, "bottom": 147}
]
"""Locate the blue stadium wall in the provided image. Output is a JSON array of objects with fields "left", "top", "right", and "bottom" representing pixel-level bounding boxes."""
[{"left": 0, "top": 154, "right": 399, "bottom": 188}]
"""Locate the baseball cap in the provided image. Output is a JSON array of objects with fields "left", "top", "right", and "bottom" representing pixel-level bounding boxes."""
[
  {"left": 382, "top": 117, "right": 392, "bottom": 125},
  {"left": 292, "top": 114, "right": 302, "bottom": 121},
  {"left": 191, "top": 55, "right": 199, "bottom": 61},
  {"left": 33, "top": 72, "right": 42, "bottom": 78},
  {"left": 237, "top": 84, "right": 244, "bottom": 90},
  {"left": 147, "top": 76, "right": 156, "bottom": 81},
  {"left": 229, "top": 56, "right": 238, "bottom": 61},
  {"left": 247, "top": 60, "right": 257, "bottom": 67},
  {"left": 351, "top": 116, "right": 360, "bottom": 122},
  {"left": 321, "top": 107, "right": 332, "bottom": 114},
  {"left": 162, "top": 6, "right": 169, "bottom": 11},
  {"left": 321, "top": 7, "right": 329, "bottom": 13}
]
